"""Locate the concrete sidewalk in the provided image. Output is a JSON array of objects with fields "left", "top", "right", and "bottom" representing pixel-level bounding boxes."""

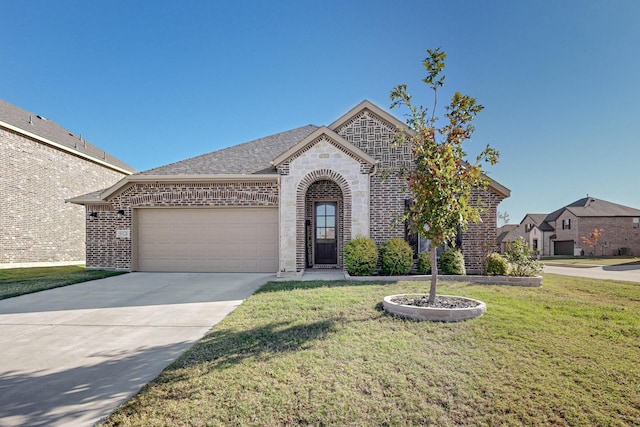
[{"left": 0, "top": 272, "right": 273, "bottom": 427}]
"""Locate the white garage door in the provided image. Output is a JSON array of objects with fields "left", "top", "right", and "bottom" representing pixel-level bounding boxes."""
[{"left": 136, "top": 208, "right": 278, "bottom": 272}]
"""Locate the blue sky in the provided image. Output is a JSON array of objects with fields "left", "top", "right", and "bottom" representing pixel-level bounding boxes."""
[{"left": 2, "top": 0, "right": 639, "bottom": 223}]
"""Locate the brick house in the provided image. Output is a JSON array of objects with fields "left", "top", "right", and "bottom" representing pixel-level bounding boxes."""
[
  {"left": 69, "top": 100, "right": 510, "bottom": 276},
  {"left": 515, "top": 197, "right": 640, "bottom": 256},
  {"left": 0, "top": 99, "right": 136, "bottom": 268}
]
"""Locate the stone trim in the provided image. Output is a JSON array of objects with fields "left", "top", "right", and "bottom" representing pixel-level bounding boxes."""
[{"left": 277, "top": 135, "right": 374, "bottom": 176}]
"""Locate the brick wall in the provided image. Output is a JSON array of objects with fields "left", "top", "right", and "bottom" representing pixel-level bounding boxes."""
[
  {"left": 554, "top": 214, "right": 640, "bottom": 257},
  {"left": 85, "top": 181, "right": 279, "bottom": 269},
  {"left": 460, "top": 188, "right": 503, "bottom": 274},
  {"left": 0, "top": 126, "right": 127, "bottom": 266},
  {"left": 334, "top": 109, "right": 412, "bottom": 244}
]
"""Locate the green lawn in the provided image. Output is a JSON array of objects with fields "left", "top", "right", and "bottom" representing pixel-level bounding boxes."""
[
  {"left": 543, "top": 256, "right": 640, "bottom": 267},
  {"left": 102, "top": 274, "right": 640, "bottom": 426},
  {"left": 0, "top": 265, "right": 126, "bottom": 300}
]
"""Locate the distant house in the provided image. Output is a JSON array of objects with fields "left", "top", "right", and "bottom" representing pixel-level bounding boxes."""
[
  {"left": 512, "top": 197, "right": 640, "bottom": 257},
  {"left": 69, "top": 100, "right": 510, "bottom": 275},
  {"left": 0, "top": 99, "right": 136, "bottom": 268},
  {"left": 496, "top": 224, "right": 523, "bottom": 253}
]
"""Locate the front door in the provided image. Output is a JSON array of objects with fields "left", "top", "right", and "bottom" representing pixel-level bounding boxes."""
[{"left": 314, "top": 202, "right": 337, "bottom": 265}]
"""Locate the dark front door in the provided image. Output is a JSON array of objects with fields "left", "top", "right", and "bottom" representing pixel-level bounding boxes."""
[{"left": 314, "top": 202, "right": 337, "bottom": 264}]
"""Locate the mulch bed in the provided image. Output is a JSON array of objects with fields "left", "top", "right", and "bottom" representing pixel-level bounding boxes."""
[{"left": 390, "top": 295, "right": 480, "bottom": 309}]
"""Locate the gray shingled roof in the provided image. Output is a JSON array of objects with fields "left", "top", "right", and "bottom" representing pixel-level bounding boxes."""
[
  {"left": 563, "top": 197, "right": 640, "bottom": 217},
  {"left": 0, "top": 99, "right": 136, "bottom": 173},
  {"left": 138, "top": 124, "right": 319, "bottom": 175}
]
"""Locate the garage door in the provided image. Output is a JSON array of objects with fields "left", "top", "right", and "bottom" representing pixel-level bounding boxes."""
[
  {"left": 136, "top": 208, "right": 278, "bottom": 272},
  {"left": 554, "top": 240, "right": 574, "bottom": 256}
]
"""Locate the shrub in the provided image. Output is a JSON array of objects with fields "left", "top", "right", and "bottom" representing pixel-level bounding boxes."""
[
  {"left": 486, "top": 252, "right": 509, "bottom": 275},
  {"left": 379, "top": 238, "right": 413, "bottom": 275},
  {"left": 416, "top": 251, "right": 431, "bottom": 274},
  {"left": 504, "top": 238, "right": 543, "bottom": 277},
  {"left": 439, "top": 247, "right": 466, "bottom": 275},
  {"left": 343, "top": 236, "right": 378, "bottom": 276}
]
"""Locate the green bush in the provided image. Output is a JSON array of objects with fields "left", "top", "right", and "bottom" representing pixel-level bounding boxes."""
[
  {"left": 416, "top": 251, "right": 431, "bottom": 274},
  {"left": 486, "top": 252, "right": 509, "bottom": 275},
  {"left": 439, "top": 247, "right": 466, "bottom": 275},
  {"left": 379, "top": 238, "right": 413, "bottom": 275},
  {"left": 343, "top": 236, "right": 378, "bottom": 276},
  {"left": 504, "top": 238, "right": 543, "bottom": 277}
]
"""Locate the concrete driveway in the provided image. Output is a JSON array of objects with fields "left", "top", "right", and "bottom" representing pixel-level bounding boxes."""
[{"left": 0, "top": 272, "right": 273, "bottom": 427}]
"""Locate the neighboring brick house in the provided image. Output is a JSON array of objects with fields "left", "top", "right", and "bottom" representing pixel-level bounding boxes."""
[
  {"left": 0, "top": 99, "right": 136, "bottom": 268},
  {"left": 514, "top": 197, "right": 640, "bottom": 256},
  {"left": 69, "top": 100, "right": 510, "bottom": 275}
]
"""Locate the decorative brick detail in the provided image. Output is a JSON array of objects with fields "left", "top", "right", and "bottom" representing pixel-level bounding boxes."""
[
  {"left": 335, "top": 109, "right": 411, "bottom": 244},
  {"left": 85, "top": 181, "right": 279, "bottom": 269},
  {"left": 0, "top": 126, "right": 127, "bottom": 266},
  {"left": 335, "top": 110, "right": 412, "bottom": 171}
]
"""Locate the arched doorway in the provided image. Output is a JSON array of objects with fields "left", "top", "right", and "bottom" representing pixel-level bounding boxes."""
[
  {"left": 296, "top": 169, "right": 352, "bottom": 271},
  {"left": 305, "top": 180, "right": 343, "bottom": 268}
]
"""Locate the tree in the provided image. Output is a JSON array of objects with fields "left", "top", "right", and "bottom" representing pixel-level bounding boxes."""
[
  {"left": 497, "top": 211, "right": 510, "bottom": 227},
  {"left": 581, "top": 227, "right": 604, "bottom": 257},
  {"left": 390, "top": 48, "right": 499, "bottom": 303}
]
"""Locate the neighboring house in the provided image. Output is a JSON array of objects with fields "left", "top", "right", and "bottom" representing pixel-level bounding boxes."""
[
  {"left": 69, "top": 100, "right": 510, "bottom": 276},
  {"left": 496, "top": 224, "right": 522, "bottom": 253},
  {"left": 0, "top": 99, "right": 136, "bottom": 268},
  {"left": 515, "top": 197, "right": 640, "bottom": 257}
]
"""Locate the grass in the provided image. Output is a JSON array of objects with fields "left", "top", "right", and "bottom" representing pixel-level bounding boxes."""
[
  {"left": 542, "top": 256, "right": 640, "bottom": 267},
  {"left": 102, "top": 275, "right": 640, "bottom": 426},
  {"left": 0, "top": 265, "right": 126, "bottom": 300}
]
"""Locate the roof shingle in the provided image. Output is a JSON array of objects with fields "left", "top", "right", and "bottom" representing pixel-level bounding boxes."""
[{"left": 138, "top": 124, "right": 319, "bottom": 176}]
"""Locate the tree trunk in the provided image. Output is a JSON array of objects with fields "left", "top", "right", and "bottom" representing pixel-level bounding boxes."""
[{"left": 429, "top": 246, "right": 438, "bottom": 304}]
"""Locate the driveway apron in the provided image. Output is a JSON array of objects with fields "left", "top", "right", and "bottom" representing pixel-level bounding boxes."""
[{"left": 0, "top": 272, "right": 273, "bottom": 427}]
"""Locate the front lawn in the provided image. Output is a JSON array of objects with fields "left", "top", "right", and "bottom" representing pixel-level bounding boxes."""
[
  {"left": 103, "top": 274, "right": 640, "bottom": 426},
  {"left": 0, "top": 265, "right": 126, "bottom": 300}
]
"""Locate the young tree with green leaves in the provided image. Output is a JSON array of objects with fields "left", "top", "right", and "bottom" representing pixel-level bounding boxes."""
[{"left": 390, "top": 48, "right": 499, "bottom": 304}]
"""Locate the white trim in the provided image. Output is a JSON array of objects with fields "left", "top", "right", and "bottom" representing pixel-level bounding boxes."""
[{"left": 0, "top": 120, "right": 134, "bottom": 175}]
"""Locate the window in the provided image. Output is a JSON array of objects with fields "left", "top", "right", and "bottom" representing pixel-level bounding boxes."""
[
  {"left": 525, "top": 223, "right": 533, "bottom": 232},
  {"left": 532, "top": 239, "right": 538, "bottom": 251},
  {"left": 634, "top": 218, "right": 639, "bottom": 229},
  {"left": 562, "top": 219, "right": 571, "bottom": 230},
  {"left": 315, "top": 203, "right": 336, "bottom": 240}
]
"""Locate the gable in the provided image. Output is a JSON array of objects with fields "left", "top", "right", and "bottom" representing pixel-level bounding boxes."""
[
  {"left": 272, "top": 126, "right": 376, "bottom": 172},
  {"left": 330, "top": 100, "right": 412, "bottom": 171}
]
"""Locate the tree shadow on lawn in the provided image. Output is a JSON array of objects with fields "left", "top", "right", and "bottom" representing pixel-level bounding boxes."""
[
  {"left": 170, "top": 318, "right": 343, "bottom": 373},
  {"left": 255, "top": 279, "right": 380, "bottom": 294},
  {"left": 254, "top": 279, "right": 465, "bottom": 294}
]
